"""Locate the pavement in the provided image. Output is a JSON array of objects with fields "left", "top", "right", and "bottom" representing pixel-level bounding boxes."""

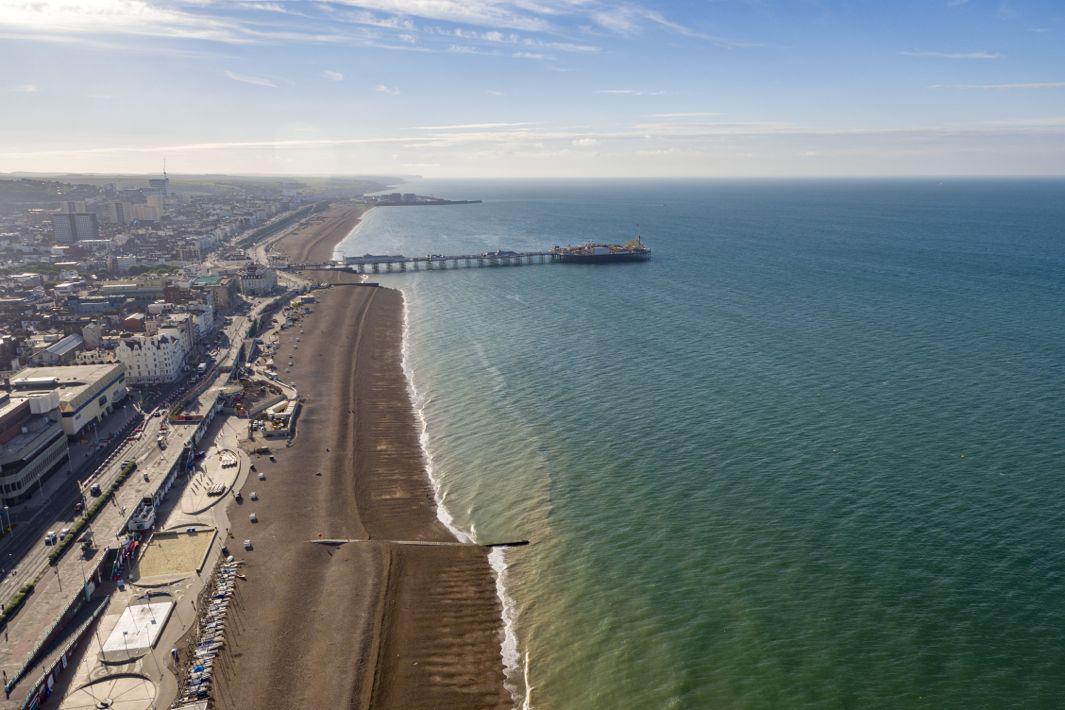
[
  {"left": 49, "top": 416, "right": 252, "bottom": 710},
  {"left": 179, "top": 447, "right": 244, "bottom": 516},
  {"left": 0, "top": 387, "right": 188, "bottom": 603},
  {"left": 0, "top": 299, "right": 274, "bottom": 708}
]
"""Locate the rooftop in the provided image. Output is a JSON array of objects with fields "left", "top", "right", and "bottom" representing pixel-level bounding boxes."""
[
  {"left": 9, "top": 363, "right": 124, "bottom": 411},
  {"left": 41, "top": 333, "right": 83, "bottom": 357}
]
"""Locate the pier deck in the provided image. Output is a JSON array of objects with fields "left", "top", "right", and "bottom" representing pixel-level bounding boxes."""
[{"left": 291, "top": 250, "right": 561, "bottom": 274}]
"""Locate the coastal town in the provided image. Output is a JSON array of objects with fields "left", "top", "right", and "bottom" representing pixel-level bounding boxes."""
[{"left": 0, "top": 172, "right": 508, "bottom": 709}]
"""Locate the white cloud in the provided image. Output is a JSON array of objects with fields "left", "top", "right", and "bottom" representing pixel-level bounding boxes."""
[
  {"left": 513, "top": 51, "right": 547, "bottom": 60},
  {"left": 333, "top": 0, "right": 551, "bottom": 32},
  {"left": 0, "top": 0, "right": 731, "bottom": 54},
  {"left": 429, "top": 26, "right": 600, "bottom": 53},
  {"left": 11, "top": 83, "right": 39, "bottom": 93},
  {"left": 375, "top": 83, "right": 401, "bottom": 96},
  {"left": 902, "top": 50, "right": 1001, "bottom": 59},
  {"left": 0, "top": 0, "right": 253, "bottom": 44},
  {"left": 587, "top": 4, "right": 759, "bottom": 48},
  {"left": 930, "top": 82, "right": 1065, "bottom": 90},
  {"left": 224, "top": 70, "right": 279, "bottom": 88},
  {"left": 5, "top": 116, "right": 1065, "bottom": 177},
  {"left": 323, "top": 69, "right": 344, "bottom": 81},
  {"left": 486, "top": 89, "right": 505, "bottom": 96}
]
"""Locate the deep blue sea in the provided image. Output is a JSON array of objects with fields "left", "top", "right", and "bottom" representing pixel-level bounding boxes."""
[{"left": 335, "top": 179, "right": 1065, "bottom": 709}]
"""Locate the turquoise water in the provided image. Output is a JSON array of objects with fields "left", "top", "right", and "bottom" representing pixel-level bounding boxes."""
[{"left": 336, "top": 179, "right": 1065, "bottom": 709}]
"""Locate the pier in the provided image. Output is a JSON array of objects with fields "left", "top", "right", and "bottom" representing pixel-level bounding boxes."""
[{"left": 291, "top": 250, "right": 562, "bottom": 274}]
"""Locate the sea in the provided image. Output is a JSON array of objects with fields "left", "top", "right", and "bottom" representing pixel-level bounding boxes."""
[{"left": 334, "top": 179, "right": 1065, "bottom": 709}]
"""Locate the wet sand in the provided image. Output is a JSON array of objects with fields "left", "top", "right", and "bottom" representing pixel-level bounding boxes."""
[{"left": 214, "top": 233, "right": 509, "bottom": 707}]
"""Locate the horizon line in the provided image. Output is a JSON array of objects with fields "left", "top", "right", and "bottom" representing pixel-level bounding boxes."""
[{"left": 3, "top": 171, "right": 1065, "bottom": 180}]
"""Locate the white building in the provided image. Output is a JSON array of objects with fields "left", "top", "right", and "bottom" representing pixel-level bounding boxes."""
[
  {"left": 115, "top": 333, "right": 186, "bottom": 385},
  {"left": 186, "top": 303, "right": 214, "bottom": 339},
  {"left": 238, "top": 266, "right": 278, "bottom": 295},
  {"left": 159, "top": 312, "right": 196, "bottom": 351},
  {"left": 9, "top": 363, "right": 127, "bottom": 437},
  {"left": 74, "top": 349, "right": 117, "bottom": 366}
]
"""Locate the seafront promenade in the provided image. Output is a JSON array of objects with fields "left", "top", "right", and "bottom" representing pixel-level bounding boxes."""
[{"left": 0, "top": 298, "right": 272, "bottom": 708}]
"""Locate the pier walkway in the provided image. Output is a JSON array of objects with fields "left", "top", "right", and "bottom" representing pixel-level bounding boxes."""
[{"left": 290, "top": 250, "right": 561, "bottom": 274}]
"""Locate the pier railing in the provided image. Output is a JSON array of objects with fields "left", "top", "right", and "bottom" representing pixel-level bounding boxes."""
[{"left": 289, "top": 251, "right": 561, "bottom": 274}]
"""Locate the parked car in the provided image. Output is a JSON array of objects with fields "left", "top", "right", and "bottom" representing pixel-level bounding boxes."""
[
  {"left": 43, "top": 531, "right": 58, "bottom": 546},
  {"left": 74, "top": 501, "right": 84, "bottom": 514},
  {"left": 89, "top": 484, "right": 102, "bottom": 496}
]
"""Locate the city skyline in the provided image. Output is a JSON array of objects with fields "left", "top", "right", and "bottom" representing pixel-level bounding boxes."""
[{"left": 3, "top": 0, "right": 1065, "bottom": 177}]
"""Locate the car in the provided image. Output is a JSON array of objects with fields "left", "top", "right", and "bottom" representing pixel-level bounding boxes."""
[
  {"left": 59, "top": 527, "right": 71, "bottom": 540},
  {"left": 89, "top": 484, "right": 102, "bottom": 496},
  {"left": 44, "top": 531, "right": 58, "bottom": 546},
  {"left": 74, "top": 501, "right": 84, "bottom": 514}
]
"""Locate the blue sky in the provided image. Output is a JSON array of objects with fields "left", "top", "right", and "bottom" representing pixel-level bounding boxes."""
[{"left": 2, "top": 0, "right": 1064, "bottom": 177}]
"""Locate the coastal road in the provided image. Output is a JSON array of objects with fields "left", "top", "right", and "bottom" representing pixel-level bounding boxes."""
[
  {"left": 0, "top": 294, "right": 278, "bottom": 702},
  {"left": 0, "top": 413, "right": 168, "bottom": 603},
  {"left": 0, "top": 303, "right": 257, "bottom": 606}
]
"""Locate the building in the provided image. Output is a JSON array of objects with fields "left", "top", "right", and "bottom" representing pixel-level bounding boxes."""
[
  {"left": 53, "top": 213, "right": 100, "bottom": 243},
  {"left": 128, "top": 204, "right": 162, "bottom": 222},
  {"left": 82, "top": 321, "right": 103, "bottom": 348},
  {"left": 186, "top": 303, "right": 214, "bottom": 338},
  {"left": 100, "top": 279, "right": 167, "bottom": 303},
  {"left": 0, "top": 392, "right": 71, "bottom": 505},
  {"left": 158, "top": 312, "right": 195, "bottom": 351},
  {"left": 29, "top": 333, "right": 84, "bottom": 366},
  {"left": 148, "top": 176, "right": 169, "bottom": 196},
  {"left": 237, "top": 266, "right": 278, "bottom": 295},
  {"left": 9, "top": 364, "right": 127, "bottom": 438},
  {"left": 122, "top": 313, "right": 147, "bottom": 332},
  {"left": 105, "top": 202, "right": 128, "bottom": 225},
  {"left": 73, "top": 349, "right": 117, "bottom": 366},
  {"left": 115, "top": 333, "right": 186, "bottom": 385},
  {"left": 191, "top": 274, "right": 238, "bottom": 309}
]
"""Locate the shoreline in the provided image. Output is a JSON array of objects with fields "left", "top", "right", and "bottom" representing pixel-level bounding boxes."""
[
  {"left": 213, "top": 207, "right": 510, "bottom": 708},
  {"left": 269, "top": 200, "right": 369, "bottom": 264},
  {"left": 399, "top": 289, "right": 528, "bottom": 706}
]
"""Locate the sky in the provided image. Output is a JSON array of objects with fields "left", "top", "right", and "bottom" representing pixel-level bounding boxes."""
[{"left": 1, "top": 0, "right": 1064, "bottom": 177}]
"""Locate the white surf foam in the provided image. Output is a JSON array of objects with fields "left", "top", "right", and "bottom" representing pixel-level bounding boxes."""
[
  {"left": 399, "top": 289, "right": 471, "bottom": 543},
  {"left": 398, "top": 288, "right": 529, "bottom": 708},
  {"left": 490, "top": 546, "right": 530, "bottom": 707}
]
